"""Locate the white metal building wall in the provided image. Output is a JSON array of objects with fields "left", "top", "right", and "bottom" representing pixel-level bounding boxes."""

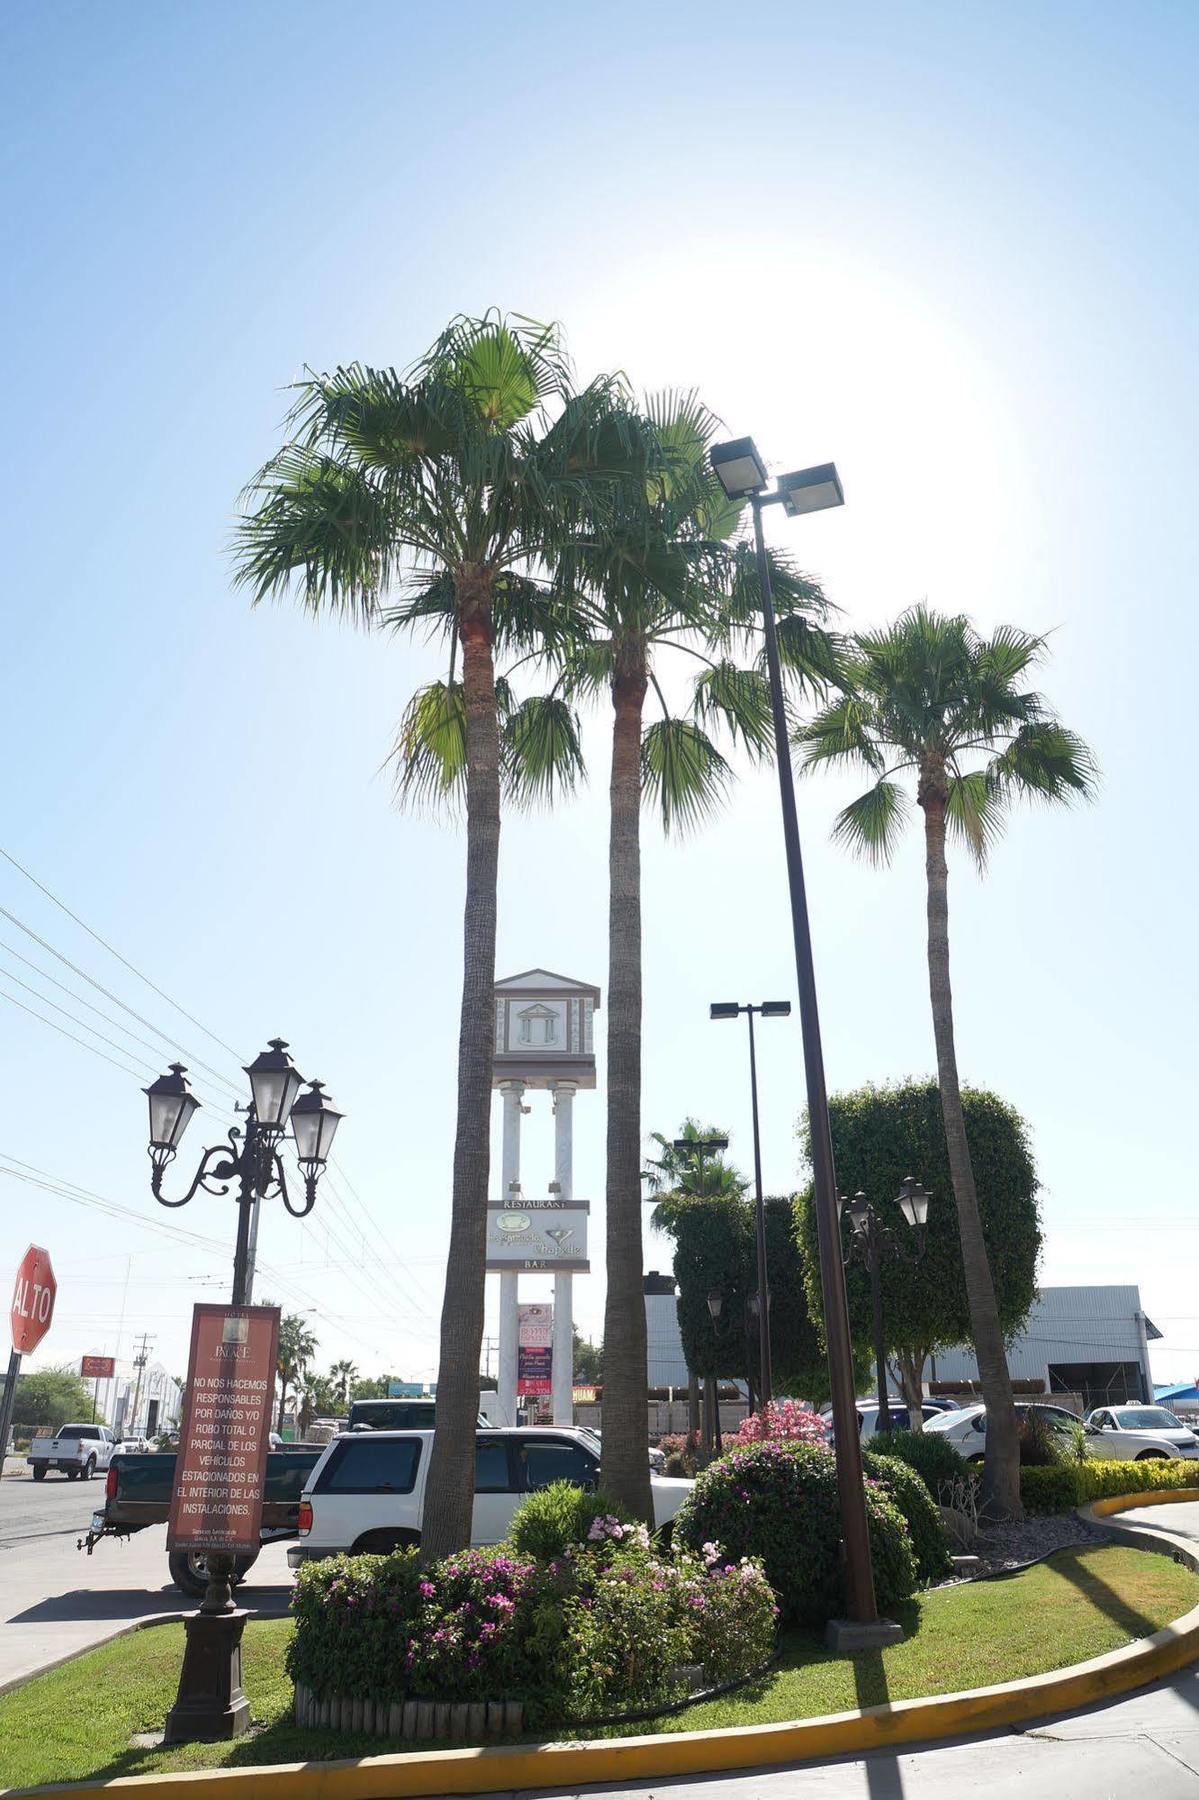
[{"left": 932, "top": 1285, "right": 1154, "bottom": 1395}]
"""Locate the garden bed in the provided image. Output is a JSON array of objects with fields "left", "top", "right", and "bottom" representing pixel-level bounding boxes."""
[{"left": 0, "top": 1546, "right": 1193, "bottom": 1790}]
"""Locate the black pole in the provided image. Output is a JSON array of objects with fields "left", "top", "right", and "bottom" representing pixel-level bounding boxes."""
[
  {"left": 868, "top": 1227, "right": 891, "bottom": 1437},
  {"left": 752, "top": 493, "right": 878, "bottom": 1624},
  {"left": 0, "top": 1349, "right": 21, "bottom": 1474},
  {"left": 745, "top": 1007, "right": 773, "bottom": 1408}
]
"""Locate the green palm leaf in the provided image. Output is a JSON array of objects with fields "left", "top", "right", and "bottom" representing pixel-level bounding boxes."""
[
  {"left": 640, "top": 718, "right": 731, "bottom": 834},
  {"left": 502, "top": 694, "right": 586, "bottom": 807},
  {"left": 945, "top": 768, "right": 1006, "bottom": 867},
  {"left": 387, "top": 680, "right": 468, "bottom": 812},
  {"left": 691, "top": 661, "right": 775, "bottom": 760},
  {"left": 831, "top": 782, "right": 911, "bottom": 865},
  {"left": 986, "top": 721, "right": 1099, "bottom": 803}
]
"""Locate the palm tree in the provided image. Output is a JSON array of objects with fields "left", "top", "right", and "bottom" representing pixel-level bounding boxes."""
[
  {"left": 329, "top": 1360, "right": 358, "bottom": 1407},
  {"left": 795, "top": 606, "right": 1096, "bottom": 1516},
  {"left": 235, "top": 313, "right": 648, "bottom": 1557},
  {"left": 644, "top": 1118, "right": 748, "bottom": 1220},
  {"left": 538, "top": 396, "right": 837, "bottom": 1518},
  {"left": 274, "top": 1311, "right": 318, "bottom": 1434}
]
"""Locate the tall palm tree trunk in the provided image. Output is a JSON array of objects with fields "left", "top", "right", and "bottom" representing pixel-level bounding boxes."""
[
  {"left": 922, "top": 791, "right": 1022, "bottom": 1518},
  {"left": 600, "top": 650, "right": 653, "bottom": 1523},
  {"left": 423, "top": 573, "right": 501, "bottom": 1559}
]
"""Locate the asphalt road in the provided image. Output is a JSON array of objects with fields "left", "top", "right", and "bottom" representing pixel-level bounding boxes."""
[
  {"left": 0, "top": 1468, "right": 293, "bottom": 1691},
  {"left": 0, "top": 1465, "right": 104, "bottom": 1550}
]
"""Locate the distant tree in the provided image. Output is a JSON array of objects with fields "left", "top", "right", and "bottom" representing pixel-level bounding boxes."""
[
  {"left": 795, "top": 1080, "right": 1041, "bottom": 1422},
  {"left": 329, "top": 1360, "right": 358, "bottom": 1406},
  {"left": 12, "top": 1365, "right": 96, "bottom": 1430},
  {"left": 573, "top": 1328, "right": 603, "bottom": 1384},
  {"left": 645, "top": 1119, "right": 748, "bottom": 1204},
  {"left": 298, "top": 1373, "right": 339, "bottom": 1435},
  {"left": 349, "top": 1374, "right": 393, "bottom": 1401},
  {"left": 274, "top": 1311, "right": 318, "bottom": 1432}
]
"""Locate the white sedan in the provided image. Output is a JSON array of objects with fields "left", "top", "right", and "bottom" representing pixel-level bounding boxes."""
[
  {"left": 1085, "top": 1404, "right": 1199, "bottom": 1460},
  {"left": 926, "top": 1400, "right": 1198, "bottom": 1462}
]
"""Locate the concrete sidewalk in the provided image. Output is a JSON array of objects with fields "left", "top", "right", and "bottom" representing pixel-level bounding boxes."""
[{"left": 0, "top": 1524, "right": 293, "bottom": 1693}]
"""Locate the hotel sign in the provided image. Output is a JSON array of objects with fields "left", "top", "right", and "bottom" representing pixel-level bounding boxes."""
[{"left": 485, "top": 1199, "right": 589, "bottom": 1273}]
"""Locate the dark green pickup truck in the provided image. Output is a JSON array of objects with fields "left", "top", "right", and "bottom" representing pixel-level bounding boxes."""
[{"left": 79, "top": 1448, "right": 321, "bottom": 1598}]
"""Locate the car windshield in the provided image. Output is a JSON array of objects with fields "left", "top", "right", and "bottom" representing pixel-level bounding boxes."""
[{"left": 1114, "top": 1408, "right": 1186, "bottom": 1431}]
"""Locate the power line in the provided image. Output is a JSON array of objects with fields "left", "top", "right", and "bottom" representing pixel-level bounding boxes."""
[
  {"left": 0, "top": 845, "right": 246, "bottom": 1063},
  {"left": 0, "top": 989, "right": 151, "bottom": 1082},
  {"left": 0, "top": 902, "right": 242, "bottom": 1098},
  {"left": 0, "top": 936, "right": 209, "bottom": 1068}
]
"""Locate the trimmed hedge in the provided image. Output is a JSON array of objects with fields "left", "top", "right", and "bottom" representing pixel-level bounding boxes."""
[
  {"left": 863, "top": 1450, "right": 953, "bottom": 1582},
  {"left": 1021, "top": 1458, "right": 1199, "bottom": 1515},
  {"left": 869, "top": 1427, "right": 965, "bottom": 1500},
  {"left": 674, "top": 1439, "right": 916, "bottom": 1623}
]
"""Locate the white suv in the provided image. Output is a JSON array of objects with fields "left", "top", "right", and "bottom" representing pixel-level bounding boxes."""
[{"left": 288, "top": 1427, "right": 692, "bottom": 1566}]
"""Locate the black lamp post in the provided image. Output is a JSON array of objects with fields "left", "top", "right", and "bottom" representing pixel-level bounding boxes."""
[
  {"left": 706, "top": 1286, "right": 724, "bottom": 1454},
  {"left": 842, "top": 1178, "right": 929, "bottom": 1437},
  {"left": 672, "top": 1135, "right": 729, "bottom": 1199},
  {"left": 143, "top": 1040, "right": 342, "bottom": 1742},
  {"left": 710, "top": 1000, "right": 790, "bottom": 1406},
  {"left": 709, "top": 435, "right": 891, "bottom": 1643}
]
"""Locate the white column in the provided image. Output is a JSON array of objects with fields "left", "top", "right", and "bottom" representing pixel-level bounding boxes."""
[
  {"left": 551, "top": 1083, "right": 576, "bottom": 1425},
  {"left": 497, "top": 1082, "right": 525, "bottom": 1426}
]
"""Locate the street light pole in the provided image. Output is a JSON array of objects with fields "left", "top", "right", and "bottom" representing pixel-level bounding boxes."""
[
  {"left": 708, "top": 436, "right": 888, "bottom": 1638},
  {"left": 844, "top": 1180, "right": 930, "bottom": 1439},
  {"left": 710, "top": 1000, "right": 790, "bottom": 1409},
  {"left": 143, "top": 1043, "right": 343, "bottom": 1743}
]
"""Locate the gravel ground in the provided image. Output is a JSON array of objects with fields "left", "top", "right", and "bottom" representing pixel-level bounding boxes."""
[{"left": 972, "top": 1512, "right": 1106, "bottom": 1574}]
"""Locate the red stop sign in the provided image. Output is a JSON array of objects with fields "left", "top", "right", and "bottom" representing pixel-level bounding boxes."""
[{"left": 11, "top": 1245, "right": 56, "bottom": 1355}]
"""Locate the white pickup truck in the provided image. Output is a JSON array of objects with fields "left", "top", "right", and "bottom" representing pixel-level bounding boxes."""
[
  {"left": 288, "top": 1426, "right": 692, "bottom": 1567},
  {"left": 28, "top": 1423, "right": 116, "bottom": 1482}
]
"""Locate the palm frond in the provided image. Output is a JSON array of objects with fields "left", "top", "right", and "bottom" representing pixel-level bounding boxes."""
[
  {"left": 793, "top": 693, "right": 886, "bottom": 775},
  {"left": 691, "top": 661, "right": 775, "bottom": 760},
  {"left": 986, "top": 721, "right": 1099, "bottom": 804},
  {"left": 831, "top": 782, "right": 911, "bottom": 865},
  {"left": 232, "top": 447, "right": 395, "bottom": 621},
  {"left": 945, "top": 768, "right": 1007, "bottom": 868},
  {"left": 386, "top": 680, "right": 467, "bottom": 813},
  {"left": 502, "top": 694, "right": 586, "bottom": 808},
  {"left": 640, "top": 718, "right": 732, "bottom": 834}
]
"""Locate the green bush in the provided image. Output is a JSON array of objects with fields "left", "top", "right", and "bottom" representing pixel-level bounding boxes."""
[
  {"left": 872, "top": 1428, "right": 967, "bottom": 1500},
  {"left": 673, "top": 1439, "right": 916, "bottom": 1624},
  {"left": 506, "top": 1481, "right": 634, "bottom": 1562},
  {"left": 862, "top": 1450, "right": 952, "bottom": 1582},
  {"left": 1018, "top": 1410, "right": 1062, "bottom": 1467},
  {"left": 1022, "top": 1458, "right": 1199, "bottom": 1515}
]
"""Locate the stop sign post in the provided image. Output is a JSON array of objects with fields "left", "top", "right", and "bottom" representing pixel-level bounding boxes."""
[{"left": 0, "top": 1246, "right": 57, "bottom": 1466}]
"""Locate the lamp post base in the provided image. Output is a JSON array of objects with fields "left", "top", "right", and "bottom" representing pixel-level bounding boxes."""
[
  {"left": 825, "top": 1616, "right": 905, "bottom": 1652},
  {"left": 163, "top": 1609, "right": 251, "bottom": 1743}
]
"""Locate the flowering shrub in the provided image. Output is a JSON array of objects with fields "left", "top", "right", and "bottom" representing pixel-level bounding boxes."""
[
  {"left": 658, "top": 1433, "right": 707, "bottom": 1476},
  {"left": 674, "top": 1439, "right": 916, "bottom": 1623},
  {"left": 287, "top": 1546, "right": 565, "bottom": 1712},
  {"left": 728, "top": 1399, "right": 828, "bottom": 1449},
  {"left": 861, "top": 1450, "right": 951, "bottom": 1582},
  {"left": 671, "top": 1544, "right": 778, "bottom": 1686},
  {"left": 507, "top": 1480, "right": 636, "bottom": 1563},
  {"left": 288, "top": 1512, "right": 779, "bottom": 1727}
]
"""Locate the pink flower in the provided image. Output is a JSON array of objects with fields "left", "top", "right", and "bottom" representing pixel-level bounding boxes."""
[{"left": 418, "top": 1580, "right": 435, "bottom": 1598}]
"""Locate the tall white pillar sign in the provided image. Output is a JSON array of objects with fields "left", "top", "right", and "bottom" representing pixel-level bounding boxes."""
[
  {"left": 490, "top": 970, "right": 599, "bottom": 1430},
  {"left": 497, "top": 1081, "right": 525, "bottom": 1425},
  {"left": 551, "top": 1082, "right": 577, "bottom": 1425}
]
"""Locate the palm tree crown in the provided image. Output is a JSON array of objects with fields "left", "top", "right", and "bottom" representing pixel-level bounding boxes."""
[{"left": 794, "top": 605, "right": 1097, "bottom": 861}]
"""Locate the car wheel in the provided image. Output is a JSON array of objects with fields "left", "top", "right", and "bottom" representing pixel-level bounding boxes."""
[
  {"left": 83, "top": 1456, "right": 96, "bottom": 1481},
  {"left": 350, "top": 1530, "right": 420, "bottom": 1555},
  {"left": 66, "top": 1467, "right": 80, "bottom": 1481},
  {"left": 32, "top": 1465, "right": 46, "bottom": 1481},
  {"left": 1136, "top": 1450, "right": 1167, "bottom": 1461},
  {"left": 167, "top": 1550, "right": 258, "bottom": 1599}
]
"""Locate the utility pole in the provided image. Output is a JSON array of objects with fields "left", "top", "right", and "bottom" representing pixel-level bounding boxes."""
[{"left": 129, "top": 1333, "right": 154, "bottom": 1436}]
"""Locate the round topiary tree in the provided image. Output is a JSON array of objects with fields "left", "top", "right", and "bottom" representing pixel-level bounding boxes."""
[
  {"left": 673, "top": 1439, "right": 916, "bottom": 1624},
  {"left": 861, "top": 1449, "right": 952, "bottom": 1582}
]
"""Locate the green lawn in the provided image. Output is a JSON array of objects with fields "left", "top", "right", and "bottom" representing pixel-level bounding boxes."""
[{"left": 0, "top": 1547, "right": 1193, "bottom": 1790}]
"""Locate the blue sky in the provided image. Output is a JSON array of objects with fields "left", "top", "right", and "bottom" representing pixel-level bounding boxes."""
[{"left": 1, "top": 1, "right": 1196, "bottom": 1391}]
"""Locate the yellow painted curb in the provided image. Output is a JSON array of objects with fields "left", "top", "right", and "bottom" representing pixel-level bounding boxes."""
[
  {"left": 19, "top": 1502, "right": 1199, "bottom": 1799},
  {"left": 1088, "top": 1486, "right": 1199, "bottom": 1517}
]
